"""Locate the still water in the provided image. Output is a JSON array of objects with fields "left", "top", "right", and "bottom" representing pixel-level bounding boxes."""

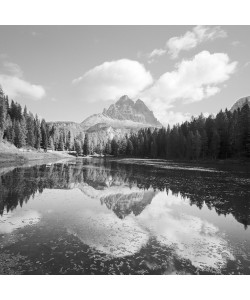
[{"left": 0, "top": 158, "right": 249, "bottom": 274}]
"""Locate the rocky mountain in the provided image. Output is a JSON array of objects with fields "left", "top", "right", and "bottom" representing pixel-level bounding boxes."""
[
  {"left": 230, "top": 96, "right": 250, "bottom": 112},
  {"left": 81, "top": 95, "right": 162, "bottom": 130},
  {"left": 47, "top": 96, "right": 162, "bottom": 149}
]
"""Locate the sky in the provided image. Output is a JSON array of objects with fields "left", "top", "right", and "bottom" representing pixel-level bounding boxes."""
[{"left": 0, "top": 25, "right": 249, "bottom": 126}]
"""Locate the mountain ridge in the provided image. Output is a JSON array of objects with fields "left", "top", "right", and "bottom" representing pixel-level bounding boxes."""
[
  {"left": 81, "top": 95, "right": 162, "bottom": 130},
  {"left": 46, "top": 96, "right": 162, "bottom": 151}
]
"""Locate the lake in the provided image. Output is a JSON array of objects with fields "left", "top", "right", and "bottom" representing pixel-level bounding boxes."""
[{"left": 0, "top": 158, "right": 250, "bottom": 275}]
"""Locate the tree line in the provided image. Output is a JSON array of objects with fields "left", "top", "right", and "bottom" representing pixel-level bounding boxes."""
[
  {"left": 102, "top": 102, "right": 250, "bottom": 159},
  {"left": 0, "top": 85, "right": 86, "bottom": 152},
  {"left": 1, "top": 85, "right": 250, "bottom": 159}
]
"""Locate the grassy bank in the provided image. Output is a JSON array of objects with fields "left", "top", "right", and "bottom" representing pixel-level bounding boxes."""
[{"left": 0, "top": 141, "right": 72, "bottom": 168}]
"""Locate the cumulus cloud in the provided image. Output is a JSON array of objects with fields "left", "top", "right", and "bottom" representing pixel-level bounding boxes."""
[
  {"left": 148, "top": 26, "right": 227, "bottom": 62},
  {"left": 167, "top": 25, "right": 227, "bottom": 59},
  {"left": 157, "top": 110, "right": 191, "bottom": 127},
  {"left": 72, "top": 51, "right": 236, "bottom": 127},
  {"left": 141, "top": 51, "right": 237, "bottom": 125},
  {"left": 0, "top": 74, "right": 46, "bottom": 100},
  {"left": 138, "top": 191, "right": 234, "bottom": 270},
  {"left": 0, "top": 59, "right": 46, "bottom": 100},
  {"left": 73, "top": 59, "right": 153, "bottom": 102},
  {"left": 147, "top": 48, "right": 167, "bottom": 63}
]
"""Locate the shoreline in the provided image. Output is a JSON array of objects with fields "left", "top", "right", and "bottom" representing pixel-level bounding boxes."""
[
  {"left": 105, "top": 156, "right": 250, "bottom": 165},
  {"left": 0, "top": 149, "right": 72, "bottom": 169},
  {"left": 1, "top": 150, "right": 249, "bottom": 171}
]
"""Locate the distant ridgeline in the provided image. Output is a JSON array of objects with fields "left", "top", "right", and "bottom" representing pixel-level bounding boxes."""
[{"left": 0, "top": 85, "right": 250, "bottom": 159}]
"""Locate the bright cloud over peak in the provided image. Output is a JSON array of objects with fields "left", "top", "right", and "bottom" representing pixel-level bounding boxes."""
[
  {"left": 73, "top": 59, "right": 153, "bottom": 102},
  {"left": 140, "top": 51, "right": 237, "bottom": 125},
  {"left": 72, "top": 51, "right": 237, "bottom": 127}
]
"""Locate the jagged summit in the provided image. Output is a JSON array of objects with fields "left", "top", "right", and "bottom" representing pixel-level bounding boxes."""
[
  {"left": 230, "top": 96, "right": 250, "bottom": 112},
  {"left": 82, "top": 95, "right": 162, "bottom": 130},
  {"left": 116, "top": 95, "right": 134, "bottom": 105}
]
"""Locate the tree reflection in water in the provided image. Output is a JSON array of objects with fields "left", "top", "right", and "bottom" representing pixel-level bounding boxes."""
[
  {"left": 0, "top": 159, "right": 249, "bottom": 229},
  {"left": 0, "top": 159, "right": 250, "bottom": 275}
]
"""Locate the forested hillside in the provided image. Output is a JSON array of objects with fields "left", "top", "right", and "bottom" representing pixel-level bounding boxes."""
[
  {"left": 1, "top": 85, "right": 250, "bottom": 159},
  {"left": 113, "top": 104, "right": 250, "bottom": 159},
  {"left": 0, "top": 86, "right": 85, "bottom": 152}
]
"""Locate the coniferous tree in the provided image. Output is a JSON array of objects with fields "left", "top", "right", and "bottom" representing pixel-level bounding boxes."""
[
  {"left": 34, "top": 115, "right": 41, "bottom": 149},
  {"left": 74, "top": 139, "right": 81, "bottom": 156},
  {"left": 14, "top": 121, "right": 26, "bottom": 148},
  {"left": 126, "top": 139, "right": 134, "bottom": 155},
  {"left": 41, "top": 119, "right": 48, "bottom": 151},
  {"left": 210, "top": 129, "right": 220, "bottom": 159},
  {"left": 0, "top": 86, "right": 7, "bottom": 141},
  {"left": 104, "top": 139, "right": 112, "bottom": 155},
  {"left": 83, "top": 133, "right": 90, "bottom": 155},
  {"left": 111, "top": 137, "right": 119, "bottom": 156},
  {"left": 26, "top": 113, "right": 35, "bottom": 147}
]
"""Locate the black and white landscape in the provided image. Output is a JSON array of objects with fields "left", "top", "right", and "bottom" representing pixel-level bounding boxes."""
[{"left": 0, "top": 25, "right": 250, "bottom": 275}]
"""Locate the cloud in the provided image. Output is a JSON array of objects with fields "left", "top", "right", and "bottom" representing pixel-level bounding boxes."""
[
  {"left": 138, "top": 191, "right": 234, "bottom": 271},
  {"left": 72, "top": 51, "right": 236, "bottom": 127},
  {"left": 167, "top": 25, "right": 227, "bottom": 59},
  {"left": 141, "top": 51, "right": 237, "bottom": 125},
  {"left": 148, "top": 26, "right": 227, "bottom": 62},
  {"left": 0, "top": 74, "right": 46, "bottom": 100},
  {"left": 0, "top": 59, "right": 46, "bottom": 100},
  {"left": 0, "top": 209, "right": 41, "bottom": 234},
  {"left": 3, "top": 61, "right": 23, "bottom": 77},
  {"left": 158, "top": 110, "right": 191, "bottom": 126},
  {"left": 147, "top": 48, "right": 166, "bottom": 63},
  {"left": 244, "top": 61, "right": 250, "bottom": 68},
  {"left": 73, "top": 59, "right": 153, "bottom": 102},
  {"left": 231, "top": 41, "right": 240, "bottom": 47}
]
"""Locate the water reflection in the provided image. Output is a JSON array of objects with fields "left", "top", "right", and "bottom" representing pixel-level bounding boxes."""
[
  {"left": 0, "top": 158, "right": 250, "bottom": 274},
  {"left": 1, "top": 159, "right": 249, "bottom": 228},
  {"left": 137, "top": 191, "right": 234, "bottom": 269},
  {"left": 0, "top": 209, "right": 41, "bottom": 234}
]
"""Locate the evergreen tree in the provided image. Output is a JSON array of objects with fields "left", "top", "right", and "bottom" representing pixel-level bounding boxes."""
[
  {"left": 126, "top": 139, "right": 134, "bottom": 155},
  {"left": 211, "top": 129, "right": 220, "bottom": 159},
  {"left": 34, "top": 115, "right": 41, "bottom": 149},
  {"left": 83, "top": 133, "right": 90, "bottom": 155},
  {"left": 0, "top": 86, "right": 7, "bottom": 141},
  {"left": 74, "top": 139, "right": 81, "bottom": 156},
  {"left": 66, "top": 131, "right": 71, "bottom": 150},
  {"left": 26, "top": 113, "right": 35, "bottom": 147},
  {"left": 104, "top": 139, "right": 112, "bottom": 155},
  {"left": 14, "top": 121, "right": 26, "bottom": 148},
  {"left": 58, "top": 133, "right": 65, "bottom": 151},
  {"left": 111, "top": 138, "right": 119, "bottom": 156},
  {"left": 194, "top": 130, "right": 202, "bottom": 159},
  {"left": 41, "top": 119, "right": 48, "bottom": 151}
]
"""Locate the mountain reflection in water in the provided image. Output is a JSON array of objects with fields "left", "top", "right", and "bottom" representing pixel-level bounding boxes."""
[{"left": 0, "top": 158, "right": 249, "bottom": 274}]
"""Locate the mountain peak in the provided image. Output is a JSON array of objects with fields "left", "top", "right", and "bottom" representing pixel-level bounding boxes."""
[
  {"left": 82, "top": 95, "right": 162, "bottom": 130},
  {"left": 103, "top": 96, "right": 161, "bottom": 126},
  {"left": 116, "top": 95, "right": 134, "bottom": 105},
  {"left": 230, "top": 96, "right": 250, "bottom": 112}
]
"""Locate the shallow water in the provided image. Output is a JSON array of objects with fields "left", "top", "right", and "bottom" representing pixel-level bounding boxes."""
[{"left": 0, "top": 158, "right": 249, "bottom": 274}]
